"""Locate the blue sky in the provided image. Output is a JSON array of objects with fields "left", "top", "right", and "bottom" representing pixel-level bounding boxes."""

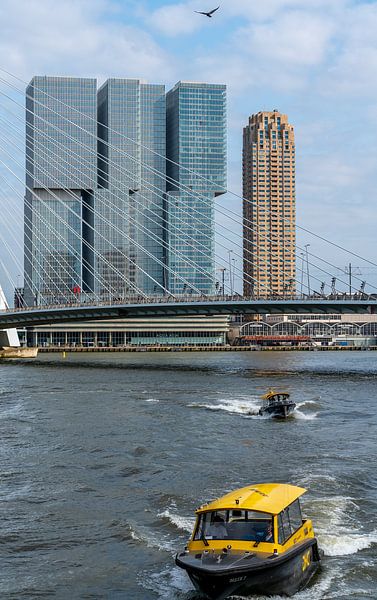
[{"left": 0, "top": 0, "right": 377, "bottom": 294}]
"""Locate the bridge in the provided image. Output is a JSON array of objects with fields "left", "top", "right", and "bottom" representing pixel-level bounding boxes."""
[
  {"left": 0, "top": 69, "right": 376, "bottom": 341},
  {"left": 1, "top": 296, "right": 376, "bottom": 329}
]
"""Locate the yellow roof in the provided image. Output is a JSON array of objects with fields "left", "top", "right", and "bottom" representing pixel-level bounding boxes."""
[
  {"left": 262, "top": 390, "right": 289, "bottom": 400},
  {"left": 196, "top": 483, "right": 306, "bottom": 515}
]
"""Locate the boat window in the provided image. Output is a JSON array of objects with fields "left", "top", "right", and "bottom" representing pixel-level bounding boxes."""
[
  {"left": 194, "top": 510, "right": 274, "bottom": 542},
  {"left": 278, "top": 500, "right": 303, "bottom": 544},
  {"left": 278, "top": 509, "right": 291, "bottom": 543},
  {"left": 288, "top": 499, "right": 303, "bottom": 532}
]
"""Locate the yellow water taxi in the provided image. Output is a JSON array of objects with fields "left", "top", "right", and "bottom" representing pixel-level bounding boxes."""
[
  {"left": 259, "top": 390, "right": 296, "bottom": 418},
  {"left": 176, "top": 483, "right": 322, "bottom": 599}
]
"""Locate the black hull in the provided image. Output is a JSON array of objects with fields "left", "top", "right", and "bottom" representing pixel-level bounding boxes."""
[
  {"left": 259, "top": 402, "right": 296, "bottom": 419},
  {"left": 176, "top": 539, "right": 321, "bottom": 600}
]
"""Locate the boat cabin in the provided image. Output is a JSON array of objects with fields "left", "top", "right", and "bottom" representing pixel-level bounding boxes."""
[
  {"left": 263, "top": 391, "right": 290, "bottom": 405},
  {"left": 194, "top": 500, "right": 303, "bottom": 545},
  {"left": 189, "top": 483, "right": 314, "bottom": 553}
]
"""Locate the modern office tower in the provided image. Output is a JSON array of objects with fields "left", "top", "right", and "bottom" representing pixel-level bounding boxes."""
[
  {"left": 24, "top": 76, "right": 97, "bottom": 305},
  {"left": 25, "top": 76, "right": 166, "bottom": 303},
  {"left": 96, "top": 79, "right": 166, "bottom": 296},
  {"left": 242, "top": 111, "right": 296, "bottom": 298},
  {"left": 25, "top": 76, "right": 225, "bottom": 303},
  {"left": 166, "top": 82, "right": 227, "bottom": 295}
]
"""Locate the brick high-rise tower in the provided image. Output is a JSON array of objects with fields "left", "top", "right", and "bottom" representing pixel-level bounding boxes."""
[{"left": 242, "top": 111, "right": 296, "bottom": 297}]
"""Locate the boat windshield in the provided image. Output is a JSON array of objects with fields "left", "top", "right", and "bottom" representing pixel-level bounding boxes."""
[
  {"left": 267, "top": 394, "right": 289, "bottom": 404},
  {"left": 194, "top": 510, "right": 274, "bottom": 543}
]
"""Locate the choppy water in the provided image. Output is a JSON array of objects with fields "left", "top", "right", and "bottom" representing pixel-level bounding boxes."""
[{"left": 0, "top": 351, "right": 376, "bottom": 599}]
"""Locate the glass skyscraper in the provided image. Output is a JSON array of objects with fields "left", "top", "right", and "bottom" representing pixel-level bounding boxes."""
[
  {"left": 95, "top": 79, "right": 166, "bottom": 296},
  {"left": 24, "top": 77, "right": 226, "bottom": 303},
  {"left": 24, "top": 76, "right": 97, "bottom": 305},
  {"left": 24, "top": 76, "right": 166, "bottom": 302},
  {"left": 166, "top": 82, "right": 227, "bottom": 295}
]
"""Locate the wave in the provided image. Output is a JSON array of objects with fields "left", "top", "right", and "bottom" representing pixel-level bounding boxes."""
[
  {"left": 139, "top": 565, "right": 195, "bottom": 599},
  {"left": 128, "top": 521, "right": 175, "bottom": 553},
  {"left": 157, "top": 507, "right": 195, "bottom": 534},
  {"left": 320, "top": 529, "right": 377, "bottom": 556},
  {"left": 294, "top": 409, "right": 318, "bottom": 421},
  {"left": 188, "top": 396, "right": 262, "bottom": 417},
  {"left": 308, "top": 495, "right": 377, "bottom": 557},
  {"left": 296, "top": 399, "right": 321, "bottom": 409}
]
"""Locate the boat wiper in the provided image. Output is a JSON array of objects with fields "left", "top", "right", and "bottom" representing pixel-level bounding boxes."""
[{"left": 201, "top": 527, "right": 209, "bottom": 546}]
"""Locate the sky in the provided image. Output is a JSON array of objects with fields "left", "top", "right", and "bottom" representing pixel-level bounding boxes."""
[{"left": 0, "top": 0, "right": 377, "bottom": 296}]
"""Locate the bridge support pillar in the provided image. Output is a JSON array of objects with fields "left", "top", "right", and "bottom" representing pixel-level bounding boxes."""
[{"left": 0, "top": 286, "right": 20, "bottom": 348}]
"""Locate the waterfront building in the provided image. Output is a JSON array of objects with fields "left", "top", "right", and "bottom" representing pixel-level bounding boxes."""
[
  {"left": 25, "top": 315, "right": 230, "bottom": 348},
  {"left": 166, "top": 82, "right": 227, "bottom": 294},
  {"left": 242, "top": 111, "right": 296, "bottom": 298},
  {"left": 237, "top": 313, "right": 377, "bottom": 347},
  {"left": 24, "top": 76, "right": 97, "bottom": 306}
]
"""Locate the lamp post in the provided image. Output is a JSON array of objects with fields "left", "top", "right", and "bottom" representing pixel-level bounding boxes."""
[
  {"left": 232, "top": 258, "right": 236, "bottom": 295},
  {"left": 228, "top": 250, "right": 234, "bottom": 295},
  {"left": 305, "top": 244, "right": 311, "bottom": 297},
  {"left": 300, "top": 252, "right": 305, "bottom": 298}
]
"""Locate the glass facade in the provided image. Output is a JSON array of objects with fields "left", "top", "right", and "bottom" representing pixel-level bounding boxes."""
[
  {"left": 24, "top": 76, "right": 97, "bottom": 305},
  {"left": 24, "top": 77, "right": 226, "bottom": 303},
  {"left": 95, "top": 79, "right": 166, "bottom": 296},
  {"left": 166, "top": 82, "right": 227, "bottom": 294}
]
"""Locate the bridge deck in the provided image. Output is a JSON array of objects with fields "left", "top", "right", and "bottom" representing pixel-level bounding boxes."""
[{"left": 0, "top": 298, "right": 375, "bottom": 329}]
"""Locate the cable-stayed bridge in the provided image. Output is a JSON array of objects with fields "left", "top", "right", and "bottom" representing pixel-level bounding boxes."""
[
  {"left": 0, "top": 297, "right": 376, "bottom": 330},
  {"left": 0, "top": 68, "right": 376, "bottom": 335}
]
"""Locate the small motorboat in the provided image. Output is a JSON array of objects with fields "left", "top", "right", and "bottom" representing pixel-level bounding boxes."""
[
  {"left": 259, "top": 390, "right": 296, "bottom": 418},
  {"left": 176, "top": 483, "right": 322, "bottom": 599}
]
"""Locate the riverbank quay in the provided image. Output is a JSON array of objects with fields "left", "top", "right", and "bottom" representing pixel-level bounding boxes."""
[{"left": 37, "top": 345, "right": 377, "bottom": 352}]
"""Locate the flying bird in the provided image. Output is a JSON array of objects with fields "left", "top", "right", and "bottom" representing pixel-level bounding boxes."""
[{"left": 195, "top": 5, "right": 220, "bottom": 18}]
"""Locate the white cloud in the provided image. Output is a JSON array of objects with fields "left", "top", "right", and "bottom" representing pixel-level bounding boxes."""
[
  {"left": 323, "top": 3, "right": 377, "bottom": 97},
  {"left": 241, "top": 12, "right": 334, "bottom": 67},
  {"left": 0, "top": 0, "right": 175, "bottom": 83},
  {"left": 144, "top": 1, "right": 206, "bottom": 36}
]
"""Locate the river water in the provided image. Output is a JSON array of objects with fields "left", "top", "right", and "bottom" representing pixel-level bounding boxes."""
[{"left": 0, "top": 351, "right": 376, "bottom": 600}]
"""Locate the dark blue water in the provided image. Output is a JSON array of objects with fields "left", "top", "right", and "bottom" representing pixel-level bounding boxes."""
[{"left": 0, "top": 351, "right": 376, "bottom": 599}]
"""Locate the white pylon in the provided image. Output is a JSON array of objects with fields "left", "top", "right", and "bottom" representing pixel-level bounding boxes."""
[{"left": 0, "top": 286, "right": 20, "bottom": 347}]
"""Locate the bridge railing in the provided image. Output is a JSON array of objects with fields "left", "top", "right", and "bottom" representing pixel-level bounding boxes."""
[{"left": 3, "top": 292, "right": 376, "bottom": 314}]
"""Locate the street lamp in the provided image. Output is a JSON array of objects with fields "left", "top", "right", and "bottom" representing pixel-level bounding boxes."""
[
  {"left": 300, "top": 252, "right": 305, "bottom": 298},
  {"left": 228, "top": 250, "right": 234, "bottom": 295},
  {"left": 305, "top": 244, "right": 311, "bottom": 297}
]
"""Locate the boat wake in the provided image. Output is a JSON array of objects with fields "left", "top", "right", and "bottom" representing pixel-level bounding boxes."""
[
  {"left": 127, "top": 520, "right": 176, "bottom": 553},
  {"left": 188, "top": 396, "right": 261, "bottom": 417},
  {"left": 310, "top": 495, "right": 377, "bottom": 556},
  {"left": 293, "top": 409, "right": 318, "bottom": 420},
  {"left": 188, "top": 396, "right": 318, "bottom": 420},
  {"left": 139, "top": 565, "right": 197, "bottom": 599},
  {"left": 157, "top": 504, "right": 195, "bottom": 534}
]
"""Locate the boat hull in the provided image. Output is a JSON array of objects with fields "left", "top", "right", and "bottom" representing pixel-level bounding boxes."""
[
  {"left": 259, "top": 402, "right": 296, "bottom": 419},
  {"left": 176, "top": 539, "right": 321, "bottom": 599}
]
